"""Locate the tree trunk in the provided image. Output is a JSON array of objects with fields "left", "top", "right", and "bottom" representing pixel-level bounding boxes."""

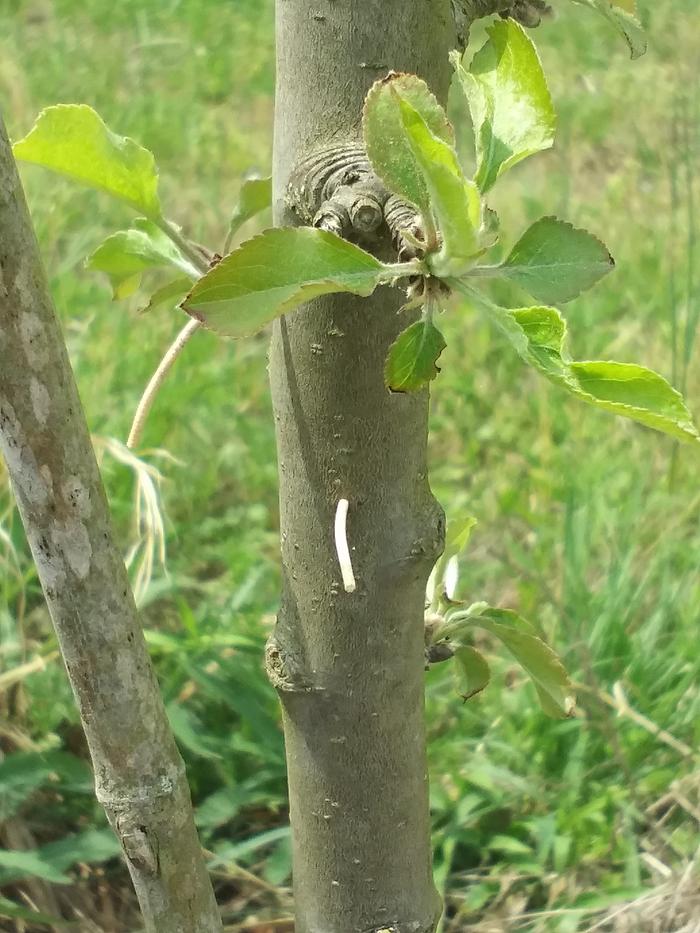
[
  {"left": 0, "top": 116, "right": 222, "bottom": 933},
  {"left": 268, "top": 3, "right": 456, "bottom": 930}
]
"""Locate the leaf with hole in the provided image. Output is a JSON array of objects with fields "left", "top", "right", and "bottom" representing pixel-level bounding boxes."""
[
  {"left": 498, "top": 216, "right": 615, "bottom": 303},
  {"left": 454, "top": 646, "right": 491, "bottom": 701},
  {"left": 397, "top": 95, "right": 482, "bottom": 276},
  {"left": 86, "top": 220, "right": 198, "bottom": 299},
  {"left": 13, "top": 104, "right": 161, "bottom": 217},
  {"left": 450, "top": 283, "right": 700, "bottom": 443},
  {"left": 182, "top": 227, "right": 386, "bottom": 338},
  {"left": 384, "top": 318, "right": 447, "bottom": 392},
  {"left": 451, "top": 19, "right": 555, "bottom": 193},
  {"left": 363, "top": 72, "right": 454, "bottom": 216}
]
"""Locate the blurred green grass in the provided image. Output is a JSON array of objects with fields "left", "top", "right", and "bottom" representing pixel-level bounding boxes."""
[{"left": 0, "top": 0, "right": 699, "bottom": 929}]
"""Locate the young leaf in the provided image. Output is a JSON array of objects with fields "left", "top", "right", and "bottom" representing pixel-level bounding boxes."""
[
  {"left": 472, "top": 609, "right": 575, "bottom": 718},
  {"left": 480, "top": 207, "right": 500, "bottom": 250},
  {"left": 13, "top": 104, "right": 161, "bottom": 217},
  {"left": 451, "top": 282, "right": 700, "bottom": 443},
  {"left": 454, "top": 646, "right": 491, "bottom": 701},
  {"left": 499, "top": 216, "right": 614, "bottom": 304},
  {"left": 397, "top": 95, "right": 482, "bottom": 276},
  {"left": 86, "top": 219, "right": 198, "bottom": 299},
  {"left": 384, "top": 318, "right": 447, "bottom": 392},
  {"left": 570, "top": 0, "right": 647, "bottom": 59},
  {"left": 141, "top": 276, "right": 194, "bottom": 314},
  {"left": 444, "top": 515, "right": 477, "bottom": 561},
  {"left": 182, "top": 227, "right": 385, "bottom": 338},
  {"left": 451, "top": 19, "right": 555, "bottom": 193},
  {"left": 363, "top": 72, "right": 454, "bottom": 216},
  {"left": 225, "top": 176, "right": 272, "bottom": 248},
  {"left": 566, "top": 361, "right": 700, "bottom": 440}
]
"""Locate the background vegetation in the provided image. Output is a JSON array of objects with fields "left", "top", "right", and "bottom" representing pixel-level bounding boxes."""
[{"left": 0, "top": 0, "right": 698, "bottom": 929}]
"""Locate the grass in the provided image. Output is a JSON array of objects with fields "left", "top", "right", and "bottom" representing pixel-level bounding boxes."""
[{"left": 0, "top": 0, "right": 699, "bottom": 929}]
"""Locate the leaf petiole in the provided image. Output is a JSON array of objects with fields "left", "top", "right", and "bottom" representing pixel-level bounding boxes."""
[{"left": 154, "top": 217, "right": 211, "bottom": 276}]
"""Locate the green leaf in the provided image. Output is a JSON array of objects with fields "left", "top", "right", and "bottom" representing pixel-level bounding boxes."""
[
  {"left": 488, "top": 834, "right": 535, "bottom": 857},
  {"left": 454, "top": 646, "right": 491, "bottom": 701},
  {"left": 141, "top": 276, "right": 194, "bottom": 314},
  {"left": 444, "top": 515, "right": 477, "bottom": 561},
  {"left": 363, "top": 72, "right": 454, "bottom": 215},
  {"left": 571, "top": 0, "right": 647, "bottom": 59},
  {"left": 196, "top": 787, "right": 244, "bottom": 830},
  {"left": 499, "top": 216, "right": 615, "bottom": 303},
  {"left": 13, "top": 104, "right": 161, "bottom": 217},
  {"left": 480, "top": 206, "right": 500, "bottom": 250},
  {"left": 36, "top": 830, "right": 121, "bottom": 872},
  {"left": 0, "top": 895, "right": 73, "bottom": 926},
  {"left": 451, "top": 19, "right": 555, "bottom": 193},
  {"left": 167, "top": 702, "right": 223, "bottom": 761},
  {"left": 450, "top": 282, "right": 700, "bottom": 443},
  {"left": 210, "top": 827, "right": 291, "bottom": 866},
  {"left": 0, "top": 828, "right": 121, "bottom": 888},
  {"left": 384, "top": 318, "right": 447, "bottom": 392},
  {"left": 0, "top": 849, "right": 70, "bottom": 886},
  {"left": 397, "top": 95, "right": 482, "bottom": 276},
  {"left": 567, "top": 361, "right": 700, "bottom": 440},
  {"left": 182, "top": 228, "right": 385, "bottom": 338},
  {"left": 262, "top": 835, "right": 292, "bottom": 886},
  {"left": 0, "top": 753, "right": 54, "bottom": 822},
  {"left": 226, "top": 176, "right": 272, "bottom": 245},
  {"left": 472, "top": 608, "right": 575, "bottom": 718},
  {"left": 86, "top": 220, "right": 198, "bottom": 299}
]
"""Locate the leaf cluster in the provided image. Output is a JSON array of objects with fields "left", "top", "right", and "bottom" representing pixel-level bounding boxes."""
[
  {"left": 11, "top": 12, "right": 694, "bottom": 444},
  {"left": 180, "top": 19, "right": 694, "bottom": 444},
  {"left": 425, "top": 515, "right": 575, "bottom": 718}
]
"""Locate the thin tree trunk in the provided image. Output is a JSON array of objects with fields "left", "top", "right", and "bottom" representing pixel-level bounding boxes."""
[
  {"left": 268, "top": 3, "right": 457, "bottom": 931},
  {"left": 0, "top": 116, "right": 222, "bottom": 933}
]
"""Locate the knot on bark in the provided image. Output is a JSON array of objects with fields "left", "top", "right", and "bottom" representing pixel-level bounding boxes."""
[
  {"left": 116, "top": 816, "right": 159, "bottom": 875},
  {"left": 286, "top": 144, "right": 421, "bottom": 254},
  {"left": 265, "top": 636, "right": 317, "bottom": 694}
]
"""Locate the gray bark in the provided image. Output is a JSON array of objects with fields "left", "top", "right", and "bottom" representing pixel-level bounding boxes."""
[
  {"left": 0, "top": 115, "right": 222, "bottom": 933},
  {"left": 268, "top": 2, "right": 458, "bottom": 931}
]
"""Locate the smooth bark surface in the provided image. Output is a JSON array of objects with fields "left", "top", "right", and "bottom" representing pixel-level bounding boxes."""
[
  {"left": 269, "top": 2, "right": 456, "bottom": 931},
  {"left": 0, "top": 116, "right": 221, "bottom": 933}
]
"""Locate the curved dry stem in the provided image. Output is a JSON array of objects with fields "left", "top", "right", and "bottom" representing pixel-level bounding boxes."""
[{"left": 127, "top": 317, "right": 200, "bottom": 449}]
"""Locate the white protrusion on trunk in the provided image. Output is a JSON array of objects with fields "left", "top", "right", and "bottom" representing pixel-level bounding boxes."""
[
  {"left": 334, "top": 498, "right": 356, "bottom": 594},
  {"left": 444, "top": 555, "right": 459, "bottom": 600}
]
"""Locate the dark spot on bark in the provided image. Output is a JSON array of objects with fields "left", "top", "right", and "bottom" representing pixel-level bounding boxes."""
[{"left": 436, "top": 512, "right": 445, "bottom": 543}]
